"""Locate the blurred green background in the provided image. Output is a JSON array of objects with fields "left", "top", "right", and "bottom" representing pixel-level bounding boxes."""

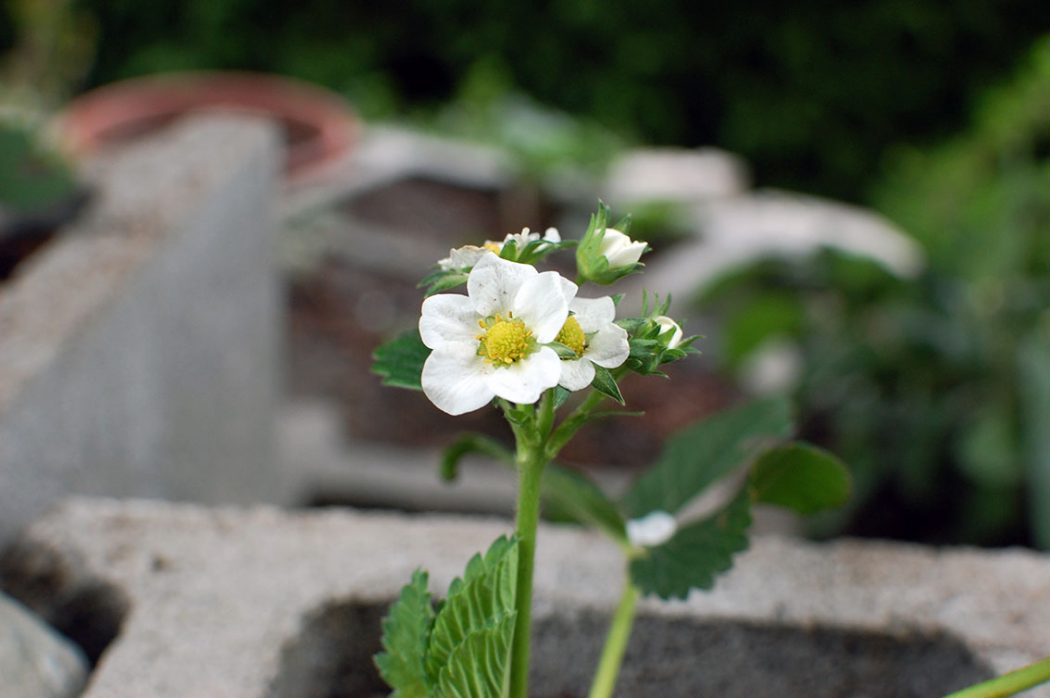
[{"left": 3, "top": 0, "right": 1049, "bottom": 548}]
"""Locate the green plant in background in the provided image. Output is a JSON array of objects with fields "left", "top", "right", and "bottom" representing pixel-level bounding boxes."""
[
  {"left": 0, "top": 118, "right": 78, "bottom": 215},
  {"left": 371, "top": 203, "right": 852, "bottom": 698},
  {"left": 697, "top": 37, "right": 1050, "bottom": 549}
]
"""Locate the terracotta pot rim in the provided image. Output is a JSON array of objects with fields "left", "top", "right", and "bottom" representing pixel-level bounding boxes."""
[{"left": 57, "top": 71, "right": 358, "bottom": 180}]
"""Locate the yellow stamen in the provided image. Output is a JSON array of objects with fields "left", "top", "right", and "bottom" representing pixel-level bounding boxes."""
[
  {"left": 555, "top": 316, "right": 587, "bottom": 357},
  {"left": 478, "top": 317, "right": 533, "bottom": 366}
]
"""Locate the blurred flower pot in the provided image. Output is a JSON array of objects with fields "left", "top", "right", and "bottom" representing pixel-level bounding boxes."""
[{"left": 56, "top": 71, "right": 357, "bottom": 182}]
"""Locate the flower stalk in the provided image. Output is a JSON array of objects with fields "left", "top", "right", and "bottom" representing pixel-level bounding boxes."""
[
  {"left": 943, "top": 657, "right": 1050, "bottom": 698},
  {"left": 588, "top": 579, "right": 640, "bottom": 698}
]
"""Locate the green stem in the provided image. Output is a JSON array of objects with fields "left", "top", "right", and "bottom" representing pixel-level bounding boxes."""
[
  {"left": 546, "top": 389, "right": 606, "bottom": 459},
  {"left": 588, "top": 580, "right": 640, "bottom": 698},
  {"left": 943, "top": 657, "right": 1050, "bottom": 698},
  {"left": 509, "top": 439, "right": 546, "bottom": 698}
]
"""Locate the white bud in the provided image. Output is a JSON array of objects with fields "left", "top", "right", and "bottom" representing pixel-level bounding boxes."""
[
  {"left": 654, "top": 315, "right": 683, "bottom": 349},
  {"left": 438, "top": 245, "right": 488, "bottom": 271},
  {"left": 598, "top": 228, "right": 647, "bottom": 268},
  {"left": 626, "top": 510, "right": 677, "bottom": 547}
]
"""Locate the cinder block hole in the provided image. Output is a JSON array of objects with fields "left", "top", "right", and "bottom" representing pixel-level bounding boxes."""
[
  {"left": 268, "top": 600, "right": 994, "bottom": 698},
  {"left": 0, "top": 542, "right": 129, "bottom": 668}
]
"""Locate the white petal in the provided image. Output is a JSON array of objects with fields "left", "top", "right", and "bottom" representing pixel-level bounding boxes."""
[
  {"left": 585, "top": 324, "right": 630, "bottom": 368},
  {"left": 558, "top": 358, "right": 595, "bottom": 391},
  {"left": 468, "top": 253, "right": 536, "bottom": 318},
  {"left": 543, "top": 227, "right": 561, "bottom": 242},
  {"left": 512, "top": 271, "right": 572, "bottom": 343},
  {"left": 600, "top": 228, "right": 647, "bottom": 267},
  {"left": 626, "top": 511, "right": 677, "bottom": 547},
  {"left": 570, "top": 296, "right": 616, "bottom": 332},
  {"left": 654, "top": 315, "right": 684, "bottom": 349},
  {"left": 439, "top": 245, "right": 487, "bottom": 271},
  {"left": 421, "top": 346, "right": 495, "bottom": 415},
  {"left": 484, "top": 347, "right": 561, "bottom": 405},
  {"left": 419, "top": 294, "right": 479, "bottom": 349}
]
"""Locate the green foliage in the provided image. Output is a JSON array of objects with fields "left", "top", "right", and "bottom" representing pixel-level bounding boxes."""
[
  {"left": 690, "top": 39, "right": 1050, "bottom": 547},
  {"left": 373, "top": 330, "right": 429, "bottom": 391},
  {"left": 588, "top": 365, "right": 624, "bottom": 405},
  {"left": 440, "top": 434, "right": 514, "bottom": 482},
  {"left": 376, "top": 537, "right": 519, "bottom": 698},
  {"left": 749, "top": 443, "right": 851, "bottom": 515},
  {"left": 375, "top": 570, "right": 435, "bottom": 698},
  {"left": 0, "top": 120, "right": 77, "bottom": 214},
  {"left": 1019, "top": 325, "right": 1050, "bottom": 548},
  {"left": 541, "top": 464, "right": 626, "bottom": 543},
  {"left": 628, "top": 490, "right": 752, "bottom": 600},
  {"left": 621, "top": 397, "right": 793, "bottom": 518}
]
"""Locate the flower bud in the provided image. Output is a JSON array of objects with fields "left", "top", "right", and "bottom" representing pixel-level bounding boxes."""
[
  {"left": 654, "top": 315, "right": 683, "bottom": 349},
  {"left": 626, "top": 510, "right": 677, "bottom": 547},
  {"left": 599, "top": 228, "right": 647, "bottom": 269}
]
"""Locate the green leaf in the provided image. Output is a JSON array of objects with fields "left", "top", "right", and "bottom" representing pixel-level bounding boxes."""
[
  {"left": 630, "top": 489, "right": 752, "bottom": 600},
  {"left": 590, "top": 365, "right": 625, "bottom": 405},
  {"left": 440, "top": 434, "right": 514, "bottom": 482},
  {"left": 548, "top": 341, "right": 580, "bottom": 359},
  {"left": 749, "top": 443, "right": 852, "bottom": 515},
  {"left": 542, "top": 464, "right": 627, "bottom": 543},
  {"left": 434, "top": 613, "right": 516, "bottom": 698},
  {"left": 375, "top": 570, "right": 435, "bottom": 698},
  {"left": 1020, "top": 330, "right": 1050, "bottom": 549},
  {"left": 425, "top": 537, "right": 518, "bottom": 685},
  {"left": 621, "top": 397, "right": 793, "bottom": 518},
  {"left": 373, "top": 330, "right": 430, "bottom": 391}
]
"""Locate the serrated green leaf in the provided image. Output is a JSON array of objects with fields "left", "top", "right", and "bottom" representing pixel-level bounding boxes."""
[
  {"left": 621, "top": 397, "right": 793, "bottom": 518},
  {"left": 434, "top": 613, "right": 516, "bottom": 698},
  {"left": 440, "top": 434, "right": 514, "bottom": 482},
  {"left": 373, "top": 330, "right": 430, "bottom": 390},
  {"left": 542, "top": 464, "right": 627, "bottom": 543},
  {"left": 629, "top": 489, "right": 752, "bottom": 600},
  {"left": 425, "top": 537, "right": 518, "bottom": 685},
  {"left": 591, "top": 365, "right": 625, "bottom": 405},
  {"left": 375, "top": 570, "right": 435, "bottom": 698},
  {"left": 749, "top": 442, "right": 852, "bottom": 515}
]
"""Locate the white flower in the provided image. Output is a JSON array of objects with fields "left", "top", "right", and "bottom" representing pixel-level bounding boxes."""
[
  {"left": 437, "top": 228, "right": 560, "bottom": 271},
  {"left": 626, "top": 511, "right": 677, "bottom": 547},
  {"left": 438, "top": 245, "right": 489, "bottom": 271},
  {"left": 420, "top": 253, "right": 577, "bottom": 415},
  {"left": 599, "top": 228, "right": 647, "bottom": 268},
  {"left": 654, "top": 315, "right": 683, "bottom": 349},
  {"left": 555, "top": 297, "right": 630, "bottom": 391},
  {"left": 504, "top": 227, "right": 561, "bottom": 249}
]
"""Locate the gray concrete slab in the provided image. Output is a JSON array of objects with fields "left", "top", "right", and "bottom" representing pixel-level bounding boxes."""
[
  {"left": 0, "top": 117, "right": 285, "bottom": 545},
  {"left": 2, "top": 499, "right": 1047, "bottom": 697}
]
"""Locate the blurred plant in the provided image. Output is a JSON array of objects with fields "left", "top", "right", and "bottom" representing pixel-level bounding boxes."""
[
  {"left": 698, "top": 37, "right": 1050, "bottom": 548},
  {"left": 1, "top": 0, "right": 97, "bottom": 111},
  {"left": 0, "top": 118, "right": 78, "bottom": 214}
]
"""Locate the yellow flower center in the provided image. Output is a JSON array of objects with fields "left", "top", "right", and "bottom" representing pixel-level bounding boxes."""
[
  {"left": 477, "top": 314, "right": 533, "bottom": 365},
  {"left": 555, "top": 315, "right": 586, "bottom": 357},
  {"left": 483, "top": 241, "right": 503, "bottom": 254}
]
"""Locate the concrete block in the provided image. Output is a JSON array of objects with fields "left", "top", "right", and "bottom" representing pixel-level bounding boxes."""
[
  {"left": 0, "top": 117, "right": 285, "bottom": 545},
  {"left": 3, "top": 499, "right": 1048, "bottom": 697}
]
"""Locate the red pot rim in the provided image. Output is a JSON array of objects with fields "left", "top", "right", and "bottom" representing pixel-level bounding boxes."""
[{"left": 57, "top": 71, "right": 358, "bottom": 181}]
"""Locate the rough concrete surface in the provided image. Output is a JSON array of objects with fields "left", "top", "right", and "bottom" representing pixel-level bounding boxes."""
[
  {"left": 0, "top": 592, "right": 87, "bottom": 698},
  {"left": 2, "top": 499, "right": 1048, "bottom": 698},
  {"left": 0, "top": 116, "right": 285, "bottom": 545}
]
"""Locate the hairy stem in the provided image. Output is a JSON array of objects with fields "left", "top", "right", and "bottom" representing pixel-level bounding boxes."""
[
  {"left": 588, "top": 580, "right": 640, "bottom": 698},
  {"left": 509, "top": 437, "right": 546, "bottom": 698},
  {"left": 944, "top": 657, "right": 1050, "bottom": 698}
]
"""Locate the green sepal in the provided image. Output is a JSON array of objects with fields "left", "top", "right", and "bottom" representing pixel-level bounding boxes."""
[
  {"left": 621, "top": 397, "right": 793, "bottom": 518},
  {"left": 590, "top": 365, "right": 625, "bottom": 405},
  {"left": 552, "top": 386, "right": 572, "bottom": 410},
  {"left": 548, "top": 341, "right": 580, "bottom": 359},
  {"left": 420, "top": 269, "right": 470, "bottom": 297},
  {"left": 749, "top": 442, "right": 852, "bottom": 515},
  {"left": 629, "top": 489, "right": 752, "bottom": 600},
  {"left": 440, "top": 434, "right": 515, "bottom": 482},
  {"left": 373, "top": 330, "right": 430, "bottom": 391},
  {"left": 542, "top": 464, "right": 628, "bottom": 543},
  {"left": 374, "top": 570, "right": 435, "bottom": 698}
]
